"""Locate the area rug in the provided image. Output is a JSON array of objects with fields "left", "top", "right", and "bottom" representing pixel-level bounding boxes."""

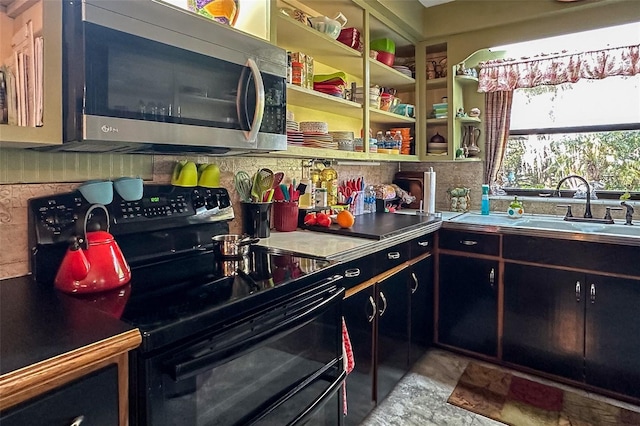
[{"left": 447, "top": 362, "right": 640, "bottom": 425}]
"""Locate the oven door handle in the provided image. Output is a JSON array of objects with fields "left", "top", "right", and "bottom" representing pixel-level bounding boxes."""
[
  {"left": 168, "top": 284, "right": 344, "bottom": 381},
  {"left": 284, "top": 370, "right": 346, "bottom": 426}
]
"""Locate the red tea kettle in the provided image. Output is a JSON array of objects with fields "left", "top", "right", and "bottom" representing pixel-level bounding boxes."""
[{"left": 54, "top": 204, "right": 131, "bottom": 294}]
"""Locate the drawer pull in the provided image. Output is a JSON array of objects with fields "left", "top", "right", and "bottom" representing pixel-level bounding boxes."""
[
  {"left": 378, "top": 291, "right": 388, "bottom": 316},
  {"left": 575, "top": 281, "right": 581, "bottom": 302},
  {"left": 417, "top": 241, "right": 430, "bottom": 247},
  {"left": 411, "top": 272, "right": 419, "bottom": 294},
  {"left": 489, "top": 268, "right": 495, "bottom": 288},
  {"left": 344, "top": 268, "right": 361, "bottom": 278},
  {"left": 460, "top": 240, "right": 478, "bottom": 246},
  {"left": 70, "top": 416, "right": 85, "bottom": 426},
  {"left": 367, "top": 296, "right": 377, "bottom": 323},
  {"left": 387, "top": 252, "right": 400, "bottom": 260},
  {"left": 590, "top": 283, "right": 596, "bottom": 303}
]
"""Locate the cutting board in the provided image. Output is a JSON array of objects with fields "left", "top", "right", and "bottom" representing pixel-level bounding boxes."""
[{"left": 301, "top": 212, "right": 436, "bottom": 240}]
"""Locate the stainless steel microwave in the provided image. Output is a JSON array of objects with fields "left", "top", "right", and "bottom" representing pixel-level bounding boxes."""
[{"left": 58, "top": 0, "right": 287, "bottom": 155}]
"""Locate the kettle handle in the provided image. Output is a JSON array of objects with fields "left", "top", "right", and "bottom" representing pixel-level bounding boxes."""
[{"left": 75, "top": 204, "right": 110, "bottom": 250}]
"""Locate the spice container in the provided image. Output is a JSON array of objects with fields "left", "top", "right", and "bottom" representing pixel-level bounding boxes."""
[{"left": 292, "top": 61, "right": 304, "bottom": 86}]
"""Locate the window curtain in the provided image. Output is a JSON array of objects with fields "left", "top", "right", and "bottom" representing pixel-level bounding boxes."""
[
  {"left": 483, "top": 91, "right": 513, "bottom": 189},
  {"left": 477, "top": 44, "right": 640, "bottom": 190}
]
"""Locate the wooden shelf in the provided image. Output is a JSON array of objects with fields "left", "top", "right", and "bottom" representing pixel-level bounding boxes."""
[
  {"left": 456, "top": 116, "right": 481, "bottom": 124},
  {"left": 426, "top": 77, "right": 447, "bottom": 88},
  {"left": 286, "top": 85, "right": 363, "bottom": 119},
  {"left": 455, "top": 75, "right": 479, "bottom": 86},
  {"left": 370, "top": 108, "right": 416, "bottom": 124},
  {"left": 369, "top": 59, "right": 415, "bottom": 88},
  {"left": 265, "top": 145, "right": 420, "bottom": 162},
  {"left": 276, "top": 14, "right": 363, "bottom": 77},
  {"left": 426, "top": 118, "right": 448, "bottom": 125}
]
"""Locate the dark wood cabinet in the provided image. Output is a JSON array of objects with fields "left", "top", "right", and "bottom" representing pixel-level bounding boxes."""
[
  {"left": 503, "top": 263, "right": 640, "bottom": 399},
  {"left": 438, "top": 254, "right": 498, "bottom": 356},
  {"left": 343, "top": 287, "right": 376, "bottom": 426},
  {"left": 585, "top": 274, "right": 640, "bottom": 399},
  {"left": 0, "top": 365, "right": 119, "bottom": 426},
  {"left": 409, "top": 255, "right": 434, "bottom": 365},
  {"left": 503, "top": 264, "right": 584, "bottom": 381},
  {"left": 376, "top": 269, "right": 411, "bottom": 403}
]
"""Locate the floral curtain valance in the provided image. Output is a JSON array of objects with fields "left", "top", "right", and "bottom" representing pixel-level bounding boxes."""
[{"left": 478, "top": 44, "right": 640, "bottom": 93}]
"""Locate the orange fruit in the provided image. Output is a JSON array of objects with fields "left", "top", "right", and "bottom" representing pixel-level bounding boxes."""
[{"left": 336, "top": 210, "right": 355, "bottom": 228}]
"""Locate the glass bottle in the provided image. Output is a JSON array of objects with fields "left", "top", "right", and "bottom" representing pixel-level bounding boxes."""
[
  {"left": 320, "top": 162, "right": 338, "bottom": 206},
  {"left": 481, "top": 184, "right": 490, "bottom": 215}
]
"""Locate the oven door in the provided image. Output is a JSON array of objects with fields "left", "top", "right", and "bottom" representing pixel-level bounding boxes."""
[{"left": 136, "top": 280, "right": 345, "bottom": 426}]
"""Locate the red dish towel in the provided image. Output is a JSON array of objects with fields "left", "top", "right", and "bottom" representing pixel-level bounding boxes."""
[{"left": 342, "top": 317, "right": 355, "bottom": 415}]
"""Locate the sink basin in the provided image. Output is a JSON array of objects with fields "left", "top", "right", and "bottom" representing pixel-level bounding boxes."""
[{"left": 449, "top": 213, "right": 640, "bottom": 239}]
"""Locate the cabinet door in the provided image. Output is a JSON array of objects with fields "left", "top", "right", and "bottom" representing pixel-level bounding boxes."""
[
  {"left": 503, "top": 264, "right": 585, "bottom": 381},
  {"left": 409, "top": 256, "right": 434, "bottom": 365},
  {"left": 438, "top": 254, "right": 498, "bottom": 356},
  {"left": 585, "top": 275, "right": 640, "bottom": 398},
  {"left": 0, "top": 365, "right": 118, "bottom": 426},
  {"left": 376, "top": 269, "right": 410, "bottom": 403},
  {"left": 343, "top": 287, "right": 376, "bottom": 426}
]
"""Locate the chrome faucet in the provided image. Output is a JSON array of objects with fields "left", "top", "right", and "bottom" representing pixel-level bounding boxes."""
[
  {"left": 554, "top": 174, "right": 593, "bottom": 219},
  {"left": 621, "top": 201, "right": 634, "bottom": 225}
]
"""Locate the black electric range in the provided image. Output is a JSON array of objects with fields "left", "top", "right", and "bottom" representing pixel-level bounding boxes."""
[{"left": 28, "top": 184, "right": 335, "bottom": 353}]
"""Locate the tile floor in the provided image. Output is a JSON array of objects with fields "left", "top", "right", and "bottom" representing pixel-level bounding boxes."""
[{"left": 360, "top": 348, "right": 640, "bottom": 425}]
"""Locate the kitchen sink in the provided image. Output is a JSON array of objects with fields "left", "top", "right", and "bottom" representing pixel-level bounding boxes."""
[{"left": 449, "top": 212, "right": 640, "bottom": 238}]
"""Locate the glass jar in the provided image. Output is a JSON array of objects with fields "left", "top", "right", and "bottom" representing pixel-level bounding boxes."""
[{"left": 320, "top": 163, "right": 338, "bottom": 205}]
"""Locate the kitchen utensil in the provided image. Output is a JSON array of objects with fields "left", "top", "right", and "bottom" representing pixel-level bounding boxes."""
[
  {"left": 241, "top": 201, "right": 273, "bottom": 238},
  {"left": 234, "top": 171, "right": 252, "bottom": 202},
  {"left": 113, "top": 177, "right": 143, "bottom": 201},
  {"left": 198, "top": 164, "right": 221, "bottom": 188},
  {"left": 78, "top": 180, "right": 114, "bottom": 205},
  {"left": 272, "top": 171, "right": 285, "bottom": 188},
  {"left": 376, "top": 51, "right": 395, "bottom": 67},
  {"left": 254, "top": 168, "right": 275, "bottom": 201},
  {"left": 212, "top": 234, "right": 260, "bottom": 258},
  {"left": 54, "top": 204, "right": 131, "bottom": 294},
  {"left": 370, "top": 38, "right": 395, "bottom": 54}
]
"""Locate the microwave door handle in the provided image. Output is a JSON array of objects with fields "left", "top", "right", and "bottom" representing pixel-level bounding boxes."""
[{"left": 243, "top": 58, "right": 265, "bottom": 142}]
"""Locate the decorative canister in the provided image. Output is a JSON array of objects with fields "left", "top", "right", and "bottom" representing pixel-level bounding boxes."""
[{"left": 507, "top": 196, "right": 524, "bottom": 218}]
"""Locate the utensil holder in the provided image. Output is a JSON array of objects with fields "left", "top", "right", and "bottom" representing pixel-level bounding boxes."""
[
  {"left": 242, "top": 202, "right": 272, "bottom": 238},
  {"left": 273, "top": 201, "right": 299, "bottom": 232}
]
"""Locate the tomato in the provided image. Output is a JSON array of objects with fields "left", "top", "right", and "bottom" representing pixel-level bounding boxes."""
[
  {"left": 315, "top": 212, "right": 331, "bottom": 228},
  {"left": 303, "top": 212, "right": 317, "bottom": 226}
]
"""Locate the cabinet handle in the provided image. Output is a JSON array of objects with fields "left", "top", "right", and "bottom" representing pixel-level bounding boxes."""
[
  {"left": 378, "top": 291, "right": 388, "bottom": 316},
  {"left": 411, "top": 272, "right": 419, "bottom": 294},
  {"left": 387, "top": 252, "right": 400, "bottom": 260},
  {"left": 344, "top": 268, "right": 361, "bottom": 278},
  {"left": 590, "top": 283, "right": 596, "bottom": 303},
  {"left": 417, "top": 241, "right": 430, "bottom": 247},
  {"left": 489, "top": 268, "right": 495, "bottom": 288},
  {"left": 575, "top": 281, "right": 581, "bottom": 302},
  {"left": 70, "top": 416, "right": 85, "bottom": 426},
  {"left": 460, "top": 240, "right": 478, "bottom": 246},
  {"left": 367, "top": 296, "right": 377, "bottom": 323}
]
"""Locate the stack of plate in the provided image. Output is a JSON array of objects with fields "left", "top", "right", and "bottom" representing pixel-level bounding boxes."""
[
  {"left": 330, "top": 131, "right": 355, "bottom": 151},
  {"left": 299, "top": 121, "right": 328, "bottom": 134},
  {"left": 286, "top": 119, "right": 299, "bottom": 132},
  {"left": 392, "top": 66, "right": 412, "bottom": 78},
  {"left": 287, "top": 131, "right": 304, "bottom": 146},
  {"left": 302, "top": 132, "right": 337, "bottom": 149}
]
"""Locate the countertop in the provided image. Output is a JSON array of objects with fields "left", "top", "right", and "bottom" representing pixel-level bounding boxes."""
[
  {"left": 259, "top": 211, "right": 442, "bottom": 261},
  {"left": 0, "top": 276, "right": 141, "bottom": 409}
]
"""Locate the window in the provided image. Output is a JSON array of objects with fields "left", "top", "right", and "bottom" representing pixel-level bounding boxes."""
[{"left": 496, "top": 22, "right": 640, "bottom": 199}]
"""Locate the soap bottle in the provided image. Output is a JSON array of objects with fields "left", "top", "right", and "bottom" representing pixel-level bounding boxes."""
[{"left": 481, "top": 184, "right": 490, "bottom": 215}]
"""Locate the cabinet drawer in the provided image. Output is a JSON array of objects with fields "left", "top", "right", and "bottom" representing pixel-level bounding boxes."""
[
  {"left": 374, "top": 241, "right": 411, "bottom": 273},
  {"left": 439, "top": 230, "right": 500, "bottom": 256},
  {"left": 0, "top": 365, "right": 119, "bottom": 426},
  {"left": 335, "top": 256, "right": 379, "bottom": 290},
  {"left": 409, "top": 234, "right": 434, "bottom": 257},
  {"left": 504, "top": 235, "right": 640, "bottom": 277}
]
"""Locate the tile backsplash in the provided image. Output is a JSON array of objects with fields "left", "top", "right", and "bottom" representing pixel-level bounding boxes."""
[{"left": 0, "top": 151, "right": 402, "bottom": 279}]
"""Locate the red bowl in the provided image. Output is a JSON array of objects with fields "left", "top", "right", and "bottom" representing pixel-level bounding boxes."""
[{"left": 376, "top": 51, "right": 395, "bottom": 67}]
